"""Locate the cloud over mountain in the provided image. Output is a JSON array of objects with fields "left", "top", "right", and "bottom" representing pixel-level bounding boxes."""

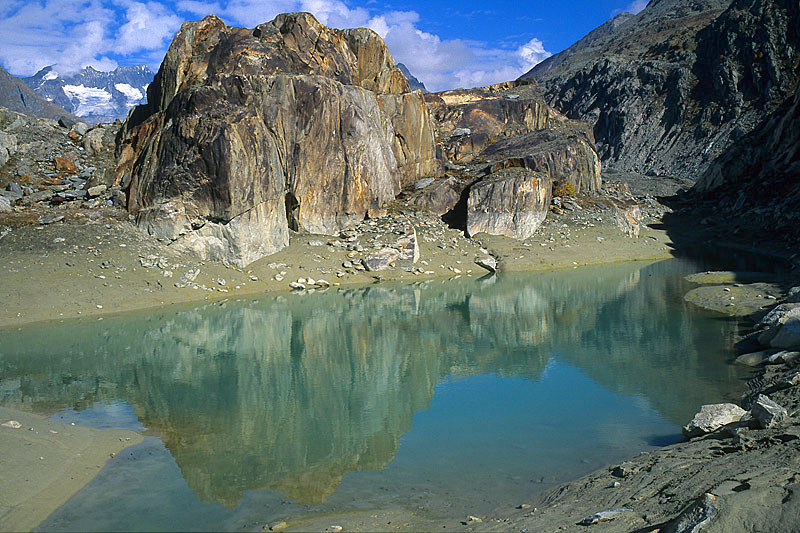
[{"left": 0, "top": 0, "right": 551, "bottom": 92}]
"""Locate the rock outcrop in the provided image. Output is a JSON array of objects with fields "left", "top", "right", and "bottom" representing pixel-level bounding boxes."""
[
  {"left": 116, "top": 13, "right": 440, "bottom": 267},
  {"left": 523, "top": 0, "right": 800, "bottom": 181},
  {"left": 424, "top": 80, "right": 559, "bottom": 162},
  {"left": 692, "top": 84, "right": 800, "bottom": 245}
]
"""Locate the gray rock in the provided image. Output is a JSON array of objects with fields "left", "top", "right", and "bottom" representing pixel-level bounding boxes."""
[
  {"left": 71, "top": 122, "right": 89, "bottom": 136},
  {"left": 0, "top": 190, "right": 22, "bottom": 202},
  {"left": 770, "top": 318, "right": 800, "bottom": 350},
  {"left": 87, "top": 184, "right": 107, "bottom": 198},
  {"left": 579, "top": 508, "right": 633, "bottom": 525},
  {"left": 750, "top": 394, "right": 788, "bottom": 429},
  {"left": 665, "top": 493, "right": 717, "bottom": 533},
  {"left": 0, "top": 195, "right": 11, "bottom": 212},
  {"left": 734, "top": 350, "right": 775, "bottom": 367},
  {"left": 414, "top": 177, "right": 434, "bottom": 189},
  {"left": 475, "top": 256, "right": 497, "bottom": 273},
  {"left": 38, "top": 213, "right": 64, "bottom": 225},
  {"left": 682, "top": 403, "right": 746, "bottom": 438},
  {"left": 466, "top": 171, "right": 551, "bottom": 240},
  {"left": 364, "top": 247, "right": 400, "bottom": 271},
  {"left": 7, "top": 182, "right": 23, "bottom": 196}
]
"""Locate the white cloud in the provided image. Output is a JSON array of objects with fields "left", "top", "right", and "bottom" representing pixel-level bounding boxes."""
[
  {"left": 0, "top": 0, "right": 551, "bottom": 91},
  {"left": 115, "top": 2, "right": 183, "bottom": 55}
]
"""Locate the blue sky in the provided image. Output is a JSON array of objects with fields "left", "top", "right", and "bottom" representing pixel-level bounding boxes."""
[{"left": 0, "top": 0, "right": 648, "bottom": 91}]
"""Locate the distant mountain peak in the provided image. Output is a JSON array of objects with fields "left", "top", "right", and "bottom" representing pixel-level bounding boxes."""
[
  {"left": 397, "top": 63, "right": 428, "bottom": 93},
  {"left": 23, "top": 64, "right": 154, "bottom": 124}
]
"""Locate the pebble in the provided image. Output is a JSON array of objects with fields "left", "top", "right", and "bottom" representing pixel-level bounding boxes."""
[
  {"left": 267, "top": 522, "right": 287, "bottom": 531},
  {"left": 1, "top": 420, "right": 22, "bottom": 429}
]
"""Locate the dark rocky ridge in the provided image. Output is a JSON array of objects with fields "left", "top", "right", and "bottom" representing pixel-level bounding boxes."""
[
  {"left": 23, "top": 65, "right": 154, "bottom": 124},
  {"left": 523, "top": 0, "right": 800, "bottom": 181},
  {"left": 0, "top": 65, "right": 79, "bottom": 123},
  {"left": 397, "top": 63, "right": 427, "bottom": 93}
]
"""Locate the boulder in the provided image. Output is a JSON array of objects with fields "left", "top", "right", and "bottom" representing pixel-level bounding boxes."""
[
  {"left": 0, "top": 195, "right": 11, "bottom": 212},
  {"left": 475, "top": 256, "right": 497, "bottom": 273},
  {"left": 481, "top": 127, "right": 601, "bottom": 194},
  {"left": 364, "top": 247, "right": 400, "bottom": 271},
  {"left": 750, "top": 394, "right": 788, "bottom": 429},
  {"left": 682, "top": 403, "right": 747, "bottom": 438},
  {"left": 395, "top": 227, "right": 419, "bottom": 263},
  {"left": 406, "top": 175, "right": 466, "bottom": 216},
  {"left": 466, "top": 170, "right": 551, "bottom": 240},
  {"left": 82, "top": 127, "right": 107, "bottom": 155},
  {"left": 770, "top": 318, "right": 800, "bottom": 351},
  {"left": 116, "top": 13, "right": 439, "bottom": 267},
  {"left": 71, "top": 122, "right": 89, "bottom": 136},
  {"left": 0, "top": 131, "right": 16, "bottom": 167},
  {"left": 614, "top": 201, "right": 642, "bottom": 238}
]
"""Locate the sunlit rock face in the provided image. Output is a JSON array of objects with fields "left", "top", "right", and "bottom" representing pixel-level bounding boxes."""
[{"left": 116, "top": 13, "right": 440, "bottom": 267}]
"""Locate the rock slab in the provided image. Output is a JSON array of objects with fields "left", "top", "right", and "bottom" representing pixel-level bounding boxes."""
[{"left": 682, "top": 403, "right": 746, "bottom": 438}]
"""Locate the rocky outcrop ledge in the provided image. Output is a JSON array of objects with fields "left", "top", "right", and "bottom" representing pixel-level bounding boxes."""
[{"left": 115, "top": 13, "right": 440, "bottom": 267}]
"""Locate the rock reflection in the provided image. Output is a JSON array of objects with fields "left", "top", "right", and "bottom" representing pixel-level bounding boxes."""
[{"left": 0, "top": 259, "right": 743, "bottom": 507}]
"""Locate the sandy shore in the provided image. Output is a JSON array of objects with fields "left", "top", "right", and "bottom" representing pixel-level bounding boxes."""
[
  {"left": 0, "top": 407, "right": 142, "bottom": 533},
  {"left": 0, "top": 206, "right": 673, "bottom": 330}
]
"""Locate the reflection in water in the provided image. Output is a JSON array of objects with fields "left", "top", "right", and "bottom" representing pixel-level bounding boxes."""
[{"left": 0, "top": 259, "right": 747, "bottom": 512}]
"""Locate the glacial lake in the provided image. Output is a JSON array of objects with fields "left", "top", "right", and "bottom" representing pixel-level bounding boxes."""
[{"left": 0, "top": 259, "right": 753, "bottom": 531}]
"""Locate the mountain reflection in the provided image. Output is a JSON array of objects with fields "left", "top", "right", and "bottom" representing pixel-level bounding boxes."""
[{"left": 0, "top": 259, "right": 743, "bottom": 507}]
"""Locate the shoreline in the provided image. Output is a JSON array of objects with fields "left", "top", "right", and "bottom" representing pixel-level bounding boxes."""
[
  {"left": 2, "top": 201, "right": 795, "bottom": 532},
  {"left": 0, "top": 206, "right": 675, "bottom": 330}
]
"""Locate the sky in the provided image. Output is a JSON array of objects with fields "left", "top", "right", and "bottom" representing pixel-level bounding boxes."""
[{"left": 0, "top": 0, "right": 649, "bottom": 92}]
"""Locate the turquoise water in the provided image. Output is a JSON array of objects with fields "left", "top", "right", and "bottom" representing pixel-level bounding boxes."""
[{"left": 0, "top": 259, "right": 751, "bottom": 531}]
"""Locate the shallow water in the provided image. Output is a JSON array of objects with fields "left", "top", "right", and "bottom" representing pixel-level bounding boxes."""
[{"left": 0, "top": 259, "right": 752, "bottom": 531}]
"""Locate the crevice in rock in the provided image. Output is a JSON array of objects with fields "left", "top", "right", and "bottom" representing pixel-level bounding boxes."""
[
  {"left": 285, "top": 191, "right": 300, "bottom": 231},
  {"left": 441, "top": 179, "right": 476, "bottom": 232}
]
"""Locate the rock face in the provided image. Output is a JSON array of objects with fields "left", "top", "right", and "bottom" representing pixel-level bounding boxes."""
[
  {"left": 425, "top": 80, "right": 559, "bottom": 162},
  {"left": 481, "top": 127, "right": 601, "bottom": 194},
  {"left": 692, "top": 84, "right": 800, "bottom": 245},
  {"left": 523, "top": 0, "right": 800, "bottom": 181},
  {"left": 116, "top": 13, "right": 440, "bottom": 267},
  {"left": 466, "top": 169, "right": 551, "bottom": 239}
]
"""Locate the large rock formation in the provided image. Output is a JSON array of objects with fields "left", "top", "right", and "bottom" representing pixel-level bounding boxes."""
[
  {"left": 692, "top": 84, "right": 800, "bottom": 244},
  {"left": 116, "top": 13, "right": 440, "bottom": 267},
  {"left": 424, "top": 80, "right": 558, "bottom": 162},
  {"left": 523, "top": 0, "right": 800, "bottom": 180}
]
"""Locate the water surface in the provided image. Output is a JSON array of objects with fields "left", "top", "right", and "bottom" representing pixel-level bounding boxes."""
[{"left": 0, "top": 259, "right": 751, "bottom": 531}]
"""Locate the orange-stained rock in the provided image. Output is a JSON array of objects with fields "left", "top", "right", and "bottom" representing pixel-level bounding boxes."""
[{"left": 54, "top": 156, "right": 78, "bottom": 174}]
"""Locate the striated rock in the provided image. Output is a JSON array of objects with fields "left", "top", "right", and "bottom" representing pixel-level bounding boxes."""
[
  {"left": 524, "top": 0, "right": 800, "bottom": 181},
  {"left": 751, "top": 394, "right": 788, "bottom": 429},
  {"left": 614, "top": 201, "right": 642, "bottom": 238},
  {"left": 425, "top": 80, "right": 562, "bottom": 162},
  {"left": 364, "top": 247, "right": 400, "bottom": 271},
  {"left": 466, "top": 169, "right": 551, "bottom": 239},
  {"left": 481, "top": 127, "right": 601, "bottom": 194},
  {"left": 682, "top": 403, "right": 746, "bottom": 438},
  {"left": 116, "top": 13, "right": 439, "bottom": 267}
]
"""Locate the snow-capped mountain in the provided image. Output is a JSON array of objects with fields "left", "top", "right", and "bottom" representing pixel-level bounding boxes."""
[{"left": 24, "top": 65, "right": 154, "bottom": 124}]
